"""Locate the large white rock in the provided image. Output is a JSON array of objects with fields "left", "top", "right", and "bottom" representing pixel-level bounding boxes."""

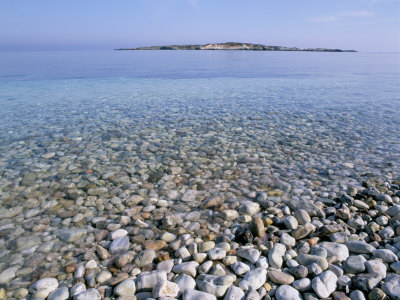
[
  {"left": 312, "top": 270, "right": 338, "bottom": 298},
  {"left": 73, "top": 288, "right": 101, "bottom": 300},
  {"left": 173, "top": 261, "right": 199, "bottom": 277},
  {"left": 137, "top": 270, "right": 167, "bottom": 291},
  {"left": 319, "top": 242, "right": 349, "bottom": 262},
  {"left": 183, "top": 289, "right": 217, "bottom": 300},
  {"left": 152, "top": 280, "right": 180, "bottom": 298},
  {"left": 175, "top": 274, "right": 196, "bottom": 295},
  {"left": 239, "top": 267, "right": 267, "bottom": 291},
  {"left": 268, "top": 243, "right": 286, "bottom": 269},
  {"left": 223, "top": 286, "right": 245, "bottom": 300},
  {"left": 114, "top": 279, "right": 136, "bottom": 296},
  {"left": 29, "top": 278, "right": 59, "bottom": 298},
  {"left": 275, "top": 285, "right": 303, "bottom": 300}
]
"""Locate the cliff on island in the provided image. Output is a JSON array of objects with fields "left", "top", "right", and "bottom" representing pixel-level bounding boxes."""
[{"left": 116, "top": 42, "right": 356, "bottom": 52}]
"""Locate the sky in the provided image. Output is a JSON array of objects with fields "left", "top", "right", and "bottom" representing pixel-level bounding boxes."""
[{"left": 0, "top": 0, "right": 399, "bottom": 51}]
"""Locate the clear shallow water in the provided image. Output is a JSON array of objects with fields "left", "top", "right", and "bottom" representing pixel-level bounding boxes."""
[{"left": 0, "top": 51, "right": 400, "bottom": 180}]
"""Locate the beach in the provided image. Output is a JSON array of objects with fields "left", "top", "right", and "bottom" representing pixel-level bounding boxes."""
[{"left": 0, "top": 51, "right": 399, "bottom": 299}]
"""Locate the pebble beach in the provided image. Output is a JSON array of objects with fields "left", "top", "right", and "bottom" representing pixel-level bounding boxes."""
[{"left": 0, "top": 52, "right": 400, "bottom": 300}]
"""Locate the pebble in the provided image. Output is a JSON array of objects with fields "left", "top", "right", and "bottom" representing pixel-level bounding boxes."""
[
  {"left": 73, "top": 288, "right": 101, "bottom": 300},
  {"left": 48, "top": 287, "right": 69, "bottom": 300},
  {"left": 231, "top": 261, "right": 250, "bottom": 275},
  {"left": 114, "top": 279, "right": 136, "bottom": 296},
  {"left": 268, "top": 243, "right": 286, "bottom": 269},
  {"left": 208, "top": 247, "right": 226, "bottom": 260},
  {"left": 173, "top": 261, "right": 199, "bottom": 277},
  {"left": 137, "top": 271, "right": 167, "bottom": 291},
  {"left": 29, "top": 278, "right": 59, "bottom": 298},
  {"left": 110, "top": 236, "right": 130, "bottom": 254},
  {"left": 152, "top": 280, "right": 180, "bottom": 298},
  {"left": 223, "top": 286, "right": 245, "bottom": 300},
  {"left": 183, "top": 289, "right": 217, "bottom": 300},
  {"left": 237, "top": 246, "right": 261, "bottom": 264},
  {"left": 268, "top": 269, "right": 295, "bottom": 284},
  {"left": 135, "top": 249, "right": 156, "bottom": 267},
  {"left": 312, "top": 270, "right": 338, "bottom": 298},
  {"left": 275, "top": 284, "right": 303, "bottom": 300},
  {"left": 175, "top": 274, "right": 196, "bottom": 294},
  {"left": 239, "top": 267, "right": 267, "bottom": 291}
]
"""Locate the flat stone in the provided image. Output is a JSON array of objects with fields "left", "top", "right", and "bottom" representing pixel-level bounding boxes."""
[
  {"left": 284, "top": 215, "right": 299, "bottom": 230},
  {"left": 275, "top": 284, "right": 303, "bottom": 300},
  {"left": 174, "top": 274, "right": 196, "bottom": 295},
  {"left": 71, "top": 283, "right": 86, "bottom": 297},
  {"left": 161, "top": 232, "right": 177, "bottom": 242},
  {"left": 268, "top": 243, "right": 286, "bottom": 269},
  {"left": 386, "top": 205, "right": 400, "bottom": 217},
  {"left": 196, "top": 274, "right": 235, "bottom": 297},
  {"left": 114, "top": 279, "right": 136, "bottom": 296},
  {"left": 237, "top": 246, "right": 260, "bottom": 264},
  {"left": 352, "top": 273, "right": 382, "bottom": 292},
  {"left": 294, "top": 209, "right": 311, "bottom": 225},
  {"left": 280, "top": 232, "right": 296, "bottom": 247},
  {"left": 199, "top": 241, "right": 216, "bottom": 252},
  {"left": 157, "top": 260, "right": 174, "bottom": 273},
  {"left": 73, "top": 288, "right": 101, "bottom": 300},
  {"left": 381, "top": 274, "right": 400, "bottom": 300},
  {"left": 249, "top": 216, "right": 265, "bottom": 237},
  {"left": 29, "top": 278, "right": 59, "bottom": 298},
  {"left": 137, "top": 271, "right": 167, "bottom": 291},
  {"left": 320, "top": 242, "right": 349, "bottom": 263},
  {"left": 0, "top": 266, "right": 19, "bottom": 284},
  {"left": 110, "top": 229, "right": 128, "bottom": 240},
  {"left": 135, "top": 249, "right": 156, "bottom": 267},
  {"left": 48, "top": 287, "right": 69, "bottom": 300},
  {"left": 208, "top": 247, "right": 226, "bottom": 260},
  {"left": 345, "top": 241, "right": 375, "bottom": 254},
  {"left": 343, "top": 255, "right": 366, "bottom": 274},
  {"left": 239, "top": 267, "right": 267, "bottom": 291},
  {"left": 144, "top": 240, "right": 167, "bottom": 251},
  {"left": 221, "top": 210, "right": 239, "bottom": 221},
  {"left": 312, "top": 270, "right": 338, "bottom": 298},
  {"left": 152, "top": 280, "right": 180, "bottom": 298},
  {"left": 296, "top": 254, "right": 329, "bottom": 270},
  {"left": 365, "top": 260, "right": 387, "bottom": 278},
  {"left": 109, "top": 236, "right": 130, "bottom": 254},
  {"left": 172, "top": 261, "right": 199, "bottom": 277},
  {"left": 350, "top": 290, "right": 366, "bottom": 300},
  {"left": 57, "top": 228, "right": 87, "bottom": 243},
  {"left": 372, "top": 249, "right": 398, "bottom": 263},
  {"left": 292, "top": 223, "right": 315, "bottom": 240},
  {"left": 231, "top": 261, "right": 250, "bottom": 275},
  {"left": 293, "top": 278, "right": 311, "bottom": 291},
  {"left": 268, "top": 269, "right": 295, "bottom": 284},
  {"left": 238, "top": 201, "right": 260, "bottom": 215},
  {"left": 96, "top": 270, "right": 112, "bottom": 284},
  {"left": 285, "top": 199, "right": 324, "bottom": 218},
  {"left": 391, "top": 261, "right": 400, "bottom": 274},
  {"left": 288, "top": 265, "right": 308, "bottom": 278},
  {"left": 223, "top": 286, "right": 245, "bottom": 300},
  {"left": 183, "top": 289, "right": 217, "bottom": 300}
]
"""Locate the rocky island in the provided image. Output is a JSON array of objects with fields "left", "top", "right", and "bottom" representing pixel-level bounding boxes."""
[{"left": 116, "top": 42, "right": 356, "bottom": 52}]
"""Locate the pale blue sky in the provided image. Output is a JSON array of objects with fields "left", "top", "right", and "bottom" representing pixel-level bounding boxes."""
[{"left": 0, "top": 0, "right": 399, "bottom": 51}]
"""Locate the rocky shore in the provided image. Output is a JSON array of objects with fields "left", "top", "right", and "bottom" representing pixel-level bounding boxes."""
[
  {"left": 1, "top": 175, "right": 399, "bottom": 300},
  {"left": 0, "top": 77, "right": 399, "bottom": 299}
]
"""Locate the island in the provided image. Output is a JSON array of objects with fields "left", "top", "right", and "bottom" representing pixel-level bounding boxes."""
[{"left": 116, "top": 42, "right": 356, "bottom": 52}]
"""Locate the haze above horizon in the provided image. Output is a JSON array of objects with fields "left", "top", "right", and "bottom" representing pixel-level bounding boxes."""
[{"left": 0, "top": 0, "right": 399, "bottom": 52}]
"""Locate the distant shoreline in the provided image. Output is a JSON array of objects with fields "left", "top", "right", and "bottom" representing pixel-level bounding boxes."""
[{"left": 116, "top": 42, "right": 357, "bottom": 52}]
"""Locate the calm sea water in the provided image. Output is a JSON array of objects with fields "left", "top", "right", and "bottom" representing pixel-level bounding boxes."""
[{"left": 0, "top": 50, "right": 399, "bottom": 176}]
